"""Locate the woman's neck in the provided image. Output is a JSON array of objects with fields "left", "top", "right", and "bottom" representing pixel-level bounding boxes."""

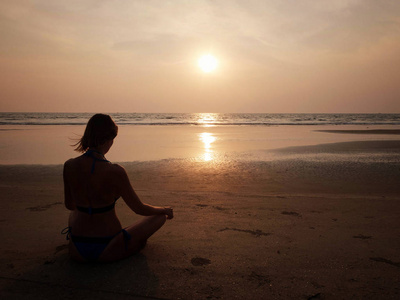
[{"left": 88, "top": 148, "right": 106, "bottom": 157}]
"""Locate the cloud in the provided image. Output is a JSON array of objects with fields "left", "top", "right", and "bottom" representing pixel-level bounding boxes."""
[{"left": 3, "top": 0, "right": 399, "bottom": 62}]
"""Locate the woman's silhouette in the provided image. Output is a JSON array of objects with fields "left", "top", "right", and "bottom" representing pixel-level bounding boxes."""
[{"left": 63, "top": 114, "right": 173, "bottom": 262}]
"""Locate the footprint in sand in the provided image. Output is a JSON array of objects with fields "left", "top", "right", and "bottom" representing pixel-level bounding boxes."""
[
  {"left": 191, "top": 257, "right": 211, "bottom": 266},
  {"left": 247, "top": 271, "right": 271, "bottom": 287},
  {"left": 353, "top": 234, "right": 372, "bottom": 239},
  {"left": 55, "top": 244, "right": 69, "bottom": 254},
  {"left": 281, "top": 211, "right": 301, "bottom": 217},
  {"left": 196, "top": 204, "right": 208, "bottom": 208},
  {"left": 213, "top": 206, "right": 226, "bottom": 211}
]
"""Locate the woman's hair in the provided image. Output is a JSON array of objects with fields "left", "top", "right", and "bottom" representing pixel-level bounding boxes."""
[{"left": 74, "top": 114, "right": 118, "bottom": 152}]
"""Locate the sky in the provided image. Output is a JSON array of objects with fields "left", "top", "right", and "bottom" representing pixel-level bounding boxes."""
[{"left": 1, "top": 0, "right": 400, "bottom": 113}]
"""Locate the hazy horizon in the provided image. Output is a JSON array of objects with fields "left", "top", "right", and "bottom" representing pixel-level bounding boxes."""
[
  {"left": 2, "top": 111, "right": 400, "bottom": 115},
  {"left": 1, "top": 1, "right": 400, "bottom": 113}
]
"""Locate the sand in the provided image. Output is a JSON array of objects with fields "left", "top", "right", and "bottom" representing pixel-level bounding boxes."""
[{"left": 1, "top": 130, "right": 400, "bottom": 299}]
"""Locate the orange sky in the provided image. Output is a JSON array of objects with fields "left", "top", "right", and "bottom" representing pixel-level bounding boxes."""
[{"left": 1, "top": 0, "right": 400, "bottom": 113}]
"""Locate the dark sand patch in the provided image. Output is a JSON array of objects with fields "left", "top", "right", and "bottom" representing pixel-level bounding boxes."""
[
  {"left": 274, "top": 140, "right": 400, "bottom": 154},
  {"left": 315, "top": 129, "right": 400, "bottom": 135},
  {"left": 370, "top": 257, "right": 400, "bottom": 268},
  {"left": 191, "top": 257, "right": 211, "bottom": 266},
  {"left": 218, "top": 227, "right": 271, "bottom": 237}
]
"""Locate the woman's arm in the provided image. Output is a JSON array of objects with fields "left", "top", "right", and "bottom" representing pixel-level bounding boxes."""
[
  {"left": 63, "top": 161, "right": 76, "bottom": 211},
  {"left": 115, "top": 165, "right": 173, "bottom": 219}
]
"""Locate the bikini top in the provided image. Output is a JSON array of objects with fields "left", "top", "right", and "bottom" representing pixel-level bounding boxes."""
[
  {"left": 76, "top": 202, "right": 117, "bottom": 215},
  {"left": 83, "top": 149, "right": 110, "bottom": 174},
  {"left": 76, "top": 149, "right": 119, "bottom": 215}
]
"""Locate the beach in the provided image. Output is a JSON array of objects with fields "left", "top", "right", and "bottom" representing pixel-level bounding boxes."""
[
  {"left": 1, "top": 125, "right": 400, "bottom": 299},
  {"left": 2, "top": 0, "right": 400, "bottom": 295}
]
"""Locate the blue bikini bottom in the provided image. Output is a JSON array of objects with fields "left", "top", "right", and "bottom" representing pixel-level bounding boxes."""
[{"left": 62, "top": 227, "right": 131, "bottom": 262}]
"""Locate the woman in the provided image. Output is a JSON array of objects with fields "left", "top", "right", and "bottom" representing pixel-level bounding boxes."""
[{"left": 62, "top": 114, "right": 173, "bottom": 262}]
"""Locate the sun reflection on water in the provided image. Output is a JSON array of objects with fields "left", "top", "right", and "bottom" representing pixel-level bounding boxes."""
[
  {"left": 196, "top": 113, "right": 218, "bottom": 127},
  {"left": 199, "top": 132, "right": 216, "bottom": 161}
]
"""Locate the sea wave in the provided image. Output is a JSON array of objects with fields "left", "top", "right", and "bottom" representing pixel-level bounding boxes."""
[{"left": 1, "top": 113, "right": 400, "bottom": 126}]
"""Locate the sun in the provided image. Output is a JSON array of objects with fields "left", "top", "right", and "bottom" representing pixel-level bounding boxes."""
[{"left": 198, "top": 54, "right": 218, "bottom": 73}]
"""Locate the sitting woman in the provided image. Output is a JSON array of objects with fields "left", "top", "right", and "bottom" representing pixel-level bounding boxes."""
[{"left": 62, "top": 114, "right": 173, "bottom": 262}]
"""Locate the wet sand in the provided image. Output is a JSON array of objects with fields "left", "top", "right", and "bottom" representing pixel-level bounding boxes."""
[
  {"left": 2, "top": 124, "right": 400, "bottom": 164},
  {"left": 0, "top": 129, "right": 400, "bottom": 299},
  {"left": 315, "top": 129, "right": 400, "bottom": 135}
]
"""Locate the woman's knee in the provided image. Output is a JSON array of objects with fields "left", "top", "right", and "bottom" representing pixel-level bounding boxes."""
[
  {"left": 151, "top": 214, "right": 167, "bottom": 228},
  {"left": 127, "top": 214, "right": 167, "bottom": 238}
]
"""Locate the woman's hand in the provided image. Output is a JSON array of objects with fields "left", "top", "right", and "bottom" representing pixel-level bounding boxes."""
[{"left": 164, "top": 207, "right": 174, "bottom": 219}]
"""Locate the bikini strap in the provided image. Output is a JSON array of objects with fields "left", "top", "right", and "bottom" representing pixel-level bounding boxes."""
[
  {"left": 83, "top": 149, "right": 110, "bottom": 174},
  {"left": 76, "top": 201, "right": 116, "bottom": 215},
  {"left": 121, "top": 229, "right": 131, "bottom": 250},
  {"left": 61, "top": 226, "right": 71, "bottom": 240}
]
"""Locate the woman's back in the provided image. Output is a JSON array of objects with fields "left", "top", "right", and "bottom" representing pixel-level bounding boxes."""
[
  {"left": 65, "top": 154, "right": 119, "bottom": 208},
  {"left": 64, "top": 153, "right": 123, "bottom": 237}
]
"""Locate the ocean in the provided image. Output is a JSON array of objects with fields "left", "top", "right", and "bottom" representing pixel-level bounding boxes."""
[
  {"left": 1, "top": 112, "right": 400, "bottom": 126},
  {"left": 1, "top": 112, "right": 400, "bottom": 164}
]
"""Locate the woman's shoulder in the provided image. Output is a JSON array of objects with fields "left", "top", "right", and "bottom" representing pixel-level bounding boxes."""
[
  {"left": 107, "top": 163, "right": 130, "bottom": 185},
  {"left": 64, "top": 156, "right": 82, "bottom": 167},
  {"left": 64, "top": 157, "right": 75, "bottom": 168},
  {"left": 108, "top": 162, "right": 127, "bottom": 175}
]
